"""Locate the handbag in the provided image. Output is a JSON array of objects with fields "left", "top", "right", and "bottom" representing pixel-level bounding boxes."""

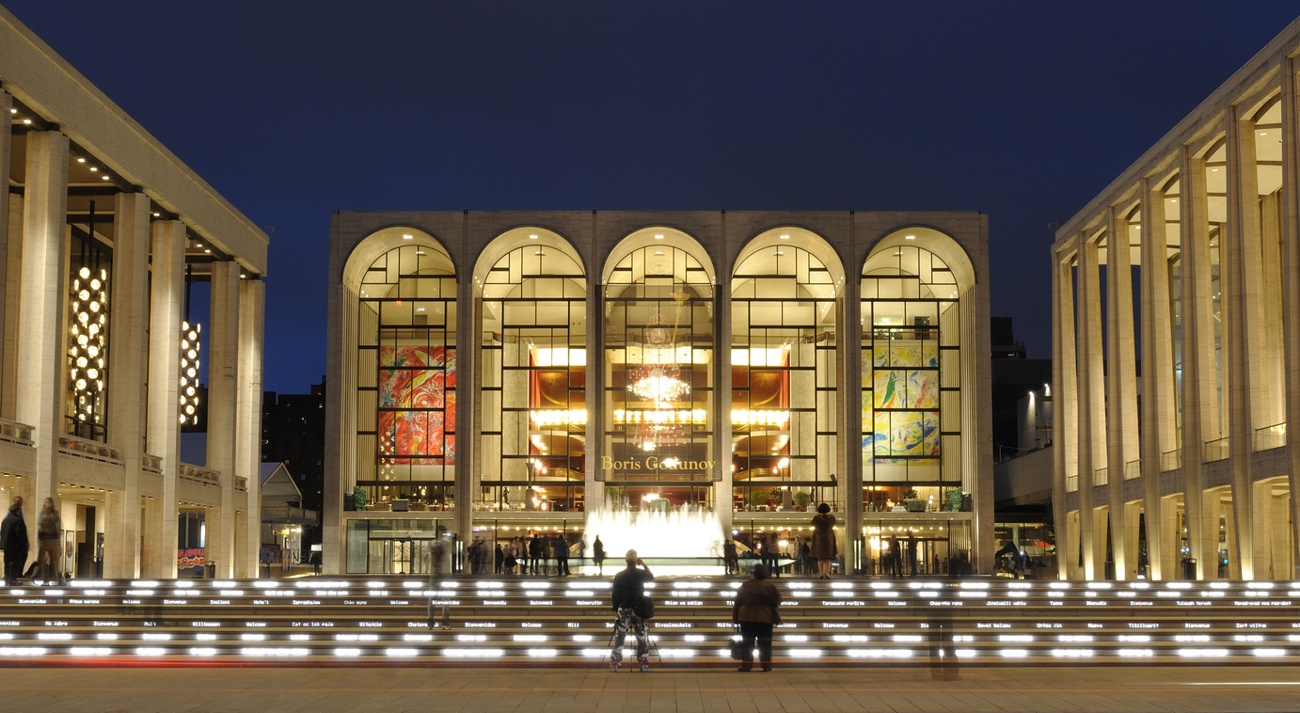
[
  {"left": 730, "top": 625, "right": 748, "bottom": 660},
  {"left": 639, "top": 595, "right": 655, "bottom": 620}
]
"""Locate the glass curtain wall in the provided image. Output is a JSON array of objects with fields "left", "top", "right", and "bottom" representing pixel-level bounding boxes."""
[
  {"left": 603, "top": 241, "right": 715, "bottom": 510},
  {"left": 479, "top": 241, "right": 587, "bottom": 513},
  {"left": 730, "top": 242, "right": 838, "bottom": 513},
  {"left": 353, "top": 242, "right": 458, "bottom": 511}
]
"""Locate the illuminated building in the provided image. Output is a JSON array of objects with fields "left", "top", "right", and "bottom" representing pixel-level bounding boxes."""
[
  {"left": 325, "top": 213, "right": 992, "bottom": 575},
  {"left": 0, "top": 8, "right": 268, "bottom": 578},
  {"left": 1052, "top": 19, "right": 1300, "bottom": 580}
]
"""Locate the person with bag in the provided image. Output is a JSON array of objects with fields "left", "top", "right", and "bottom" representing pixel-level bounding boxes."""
[
  {"left": 608, "top": 549, "right": 654, "bottom": 672},
  {"left": 732, "top": 563, "right": 782, "bottom": 671},
  {"left": 0, "top": 496, "right": 28, "bottom": 586},
  {"left": 36, "top": 497, "right": 62, "bottom": 584}
]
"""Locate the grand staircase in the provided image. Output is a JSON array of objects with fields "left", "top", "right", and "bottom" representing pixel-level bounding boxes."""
[{"left": 1, "top": 575, "right": 1297, "bottom": 667}]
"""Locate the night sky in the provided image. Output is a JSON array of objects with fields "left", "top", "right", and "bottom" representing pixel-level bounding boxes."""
[{"left": 6, "top": 2, "right": 1297, "bottom": 394}]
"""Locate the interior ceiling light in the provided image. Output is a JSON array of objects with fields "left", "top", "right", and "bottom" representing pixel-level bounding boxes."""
[{"left": 905, "top": 235, "right": 916, "bottom": 240}]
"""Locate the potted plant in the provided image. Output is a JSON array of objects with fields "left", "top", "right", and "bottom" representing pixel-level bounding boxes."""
[
  {"left": 794, "top": 490, "right": 812, "bottom": 511},
  {"left": 903, "top": 488, "right": 926, "bottom": 513}
]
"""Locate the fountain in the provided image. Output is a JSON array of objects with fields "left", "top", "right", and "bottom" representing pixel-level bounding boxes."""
[{"left": 583, "top": 507, "right": 725, "bottom": 575}]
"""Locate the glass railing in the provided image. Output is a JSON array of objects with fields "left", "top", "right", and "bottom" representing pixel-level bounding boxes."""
[
  {"left": 1160, "top": 448, "right": 1181, "bottom": 472},
  {"left": 1065, "top": 472, "right": 1078, "bottom": 492},
  {"left": 1123, "top": 459, "right": 1140, "bottom": 480},
  {"left": 1093, "top": 467, "right": 1108, "bottom": 487},
  {"left": 1202, "top": 437, "right": 1229, "bottom": 463},
  {"left": 1254, "top": 422, "right": 1286, "bottom": 452}
]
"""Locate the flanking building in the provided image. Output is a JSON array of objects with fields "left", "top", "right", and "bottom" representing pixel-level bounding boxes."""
[
  {"left": 0, "top": 8, "right": 269, "bottom": 578},
  {"left": 325, "top": 211, "right": 992, "bottom": 576},
  {"left": 1052, "top": 17, "right": 1300, "bottom": 581}
]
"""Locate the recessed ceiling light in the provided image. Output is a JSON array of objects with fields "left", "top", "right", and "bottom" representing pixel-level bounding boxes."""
[
  {"left": 779, "top": 234, "right": 789, "bottom": 240},
  {"left": 77, "top": 157, "right": 86, "bottom": 163},
  {"left": 101, "top": 175, "right": 109, "bottom": 180},
  {"left": 21, "top": 119, "right": 30, "bottom": 125},
  {"left": 654, "top": 250, "right": 664, "bottom": 256},
  {"left": 88, "top": 166, "right": 97, "bottom": 172},
  {"left": 529, "top": 234, "right": 538, "bottom": 240},
  {"left": 774, "top": 249, "right": 784, "bottom": 256},
  {"left": 152, "top": 212, "right": 160, "bottom": 217},
  {"left": 7, "top": 108, "right": 14, "bottom": 114},
  {"left": 905, "top": 235, "right": 915, "bottom": 240},
  {"left": 402, "top": 234, "right": 413, "bottom": 240},
  {"left": 654, "top": 234, "right": 664, "bottom": 240}
]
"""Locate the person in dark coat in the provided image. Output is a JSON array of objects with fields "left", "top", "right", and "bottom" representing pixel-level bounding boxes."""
[
  {"left": 810, "top": 502, "right": 836, "bottom": 578},
  {"left": 733, "top": 563, "right": 782, "bottom": 671},
  {"left": 553, "top": 535, "right": 570, "bottom": 576},
  {"left": 609, "top": 549, "right": 654, "bottom": 672},
  {"left": 592, "top": 535, "right": 606, "bottom": 575},
  {"left": 0, "top": 496, "right": 28, "bottom": 586}
]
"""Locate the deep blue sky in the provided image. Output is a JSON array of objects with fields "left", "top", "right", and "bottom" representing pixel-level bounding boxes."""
[{"left": 7, "top": 2, "right": 1297, "bottom": 394}]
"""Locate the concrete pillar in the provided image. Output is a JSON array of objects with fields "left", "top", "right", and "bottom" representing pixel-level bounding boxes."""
[
  {"left": 15, "top": 129, "right": 69, "bottom": 555},
  {"left": 454, "top": 266, "right": 473, "bottom": 542},
  {"left": 1105, "top": 208, "right": 1139, "bottom": 579},
  {"left": 715, "top": 274, "right": 733, "bottom": 535},
  {"left": 322, "top": 279, "right": 354, "bottom": 574},
  {"left": 237, "top": 276, "right": 265, "bottom": 578},
  {"left": 1138, "top": 180, "right": 1175, "bottom": 579},
  {"left": 1052, "top": 246, "right": 1078, "bottom": 579},
  {"left": 207, "top": 260, "right": 241, "bottom": 578},
  {"left": 584, "top": 266, "right": 604, "bottom": 514},
  {"left": 103, "top": 191, "right": 152, "bottom": 578},
  {"left": 1282, "top": 57, "right": 1300, "bottom": 579},
  {"left": 842, "top": 270, "right": 863, "bottom": 574},
  {"left": 1225, "top": 105, "right": 1262, "bottom": 579},
  {"left": 1180, "top": 148, "right": 1215, "bottom": 579},
  {"left": 145, "top": 220, "right": 185, "bottom": 578},
  {"left": 0, "top": 90, "right": 12, "bottom": 421},
  {"left": 1076, "top": 235, "right": 1105, "bottom": 578}
]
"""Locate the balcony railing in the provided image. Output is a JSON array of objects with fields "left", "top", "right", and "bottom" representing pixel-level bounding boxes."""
[
  {"left": 1066, "top": 472, "right": 1078, "bottom": 492},
  {"left": 58, "top": 435, "right": 122, "bottom": 464},
  {"left": 142, "top": 454, "right": 163, "bottom": 473},
  {"left": 1254, "top": 422, "right": 1286, "bottom": 452},
  {"left": 1160, "top": 448, "right": 1181, "bottom": 472},
  {"left": 179, "top": 464, "right": 221, "bottom": 486},
  {"left": 1123, "top": 459, "right": 1140, "bottom": 480},
  {"left": 1202, "top": 437, "right": 1229, "bottom": 463},
  {"left": 0, "top": 418, "right": 33, "bottom": 446},
  {"left": 1093, "top": 467, "right": 1108, "bottom": 487}
]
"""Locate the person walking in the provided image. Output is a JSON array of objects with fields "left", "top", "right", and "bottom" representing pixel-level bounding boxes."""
[
  {"left": 811, "top": 502, "right": 836, "bottom": 578},
  {"left": 888, "top": 535, "right": 902, "bottom": 579},
  {"left": 36, "top": 497, "right": 61, "bottom": 584},
  {"left": 0, "top": 496, "right": 28, "bottom": 586},
  {"left": 733, "top": 563, "right": 782, "bottom": 672},
  {"left": 592, "top": 535, "right": 606, "bottom": 575},
  {"left": 723, "top": 539, "right": 739, "bottom": 575},
  {"left": 609, "top": 549, "right": 654, "bottom": 672}
]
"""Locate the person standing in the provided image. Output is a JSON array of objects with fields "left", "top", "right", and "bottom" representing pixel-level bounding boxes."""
[
  {"left": 733, "top": 563, "right": 782, "bottom": 672},
  {"left": 553, "top": 535, "right": 570, "bottom": 576},
  {"left": 592, "top": 535, "right": 606, "bottom": 575},
  {"left": 723, "top": 539, "right": 739, "bottom": 575},
  {"left": 888, "top": 535, "right": 903, "bottom": 579},
  {"left": 0, "top": 496, "right": 28, "bottom": 586},
  {"left": 810, "top": 502, "right": 836, "bottom": 579},
  {"left": 36, "top": 497, "right": 62, "bottom": 584},
  {"left": 528, "top": 534, "right": 544, "bottom": 576},
  {"left": 906, "top": 532, "right": 919, "bottom": 577},
  {"left": 609, "top": 549, "right": 654, "bottom": 672}
]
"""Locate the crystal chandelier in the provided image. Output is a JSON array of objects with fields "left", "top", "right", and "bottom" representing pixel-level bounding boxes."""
[
  {"left": 69, "top": 266, "right": 108, "bottom": 427},
  {"left": 628, "top": 309, "right": 689, "bottom": 407},
  {"left": 178, "top": 320, "right": 202, "bottom": 425}
]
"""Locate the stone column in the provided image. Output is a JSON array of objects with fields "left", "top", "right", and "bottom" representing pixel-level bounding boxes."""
[
  {"left": 15, "top": 129, "right": 69, "bottom": 551},
  {"left": 715, "top": 278, "right": 733, "bottom": 537},
  {"left": 0, "top": 90, "right": 12, "bottom": 421},
  {"left": 1282, "top": 57, "right": 1300, "bottom": 578},
  {"left": 1180, "top": 148, "right": 1215, "bottom": 579},
  {"left": 207, "top": 260, "right": 241, "bottom": 578},
  {"left": 841, "top": 274, "right": 863, "bottom": 574},
  {"left": 1076, "top": 235, "right": 1105, "bottom": 578},
  {"left": 1225, "top": 105, "right": 1262, "bottom": 579},
  {"left": 1138, "top": 180, "right": 1175, "bottom": 579},
  {"left": 1052, "top": 245, "right": 1078, "bottom": 579},
  {"left": 237, "top": 276, "right": 265, "bottom": 577},
  {"left": 146, "top": 220, "right": 185, "bottom": 578},
  {"left": 584, "top": 271, "right": 604, "bottom": 512},
  {"left": 454, "top": 267, "right": 474, "bottom": 542},
  {"left": 103, "top": 191, "right": 152, "bottom": 578},
  {"left": 1105, "top": 208, "right": 1139, "bottom": 579}
]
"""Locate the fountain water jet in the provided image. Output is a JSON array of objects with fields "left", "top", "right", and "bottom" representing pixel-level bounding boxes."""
[{"left": 584, "top": 507, "right": 724, "bottom": 568}]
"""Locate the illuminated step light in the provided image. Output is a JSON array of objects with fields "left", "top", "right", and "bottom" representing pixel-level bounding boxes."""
[
  {"left": 334, "top": 634, "right": 379, "bottom": 642},
  {"left": 1252, "top": 648, "right": 1287, "bottom": 657},
  {"left": 333, "top": 648, "right": 362, "bottom": 657},
  {"left": 526, "top": 648, "right": 559, "bottom": 658},
  {"left": 141, "top": 633, "right": 172, "bottom": 641},
  {"left": 404, "top": 634, "right": 434, "bottom": 642},
  {"left": 998, "top": 635, "right": 1034, "bottom": 643},
  {"left": 240, "top": 634, "right": 266, "bottom": 642},
  {"left": 1233, "top": 635, "right": 1265, "bottom": 643},
  {"left": 188, "top": 647, "right": 217, "bottom": 657},
  {"left": 70, "top": 647, "right": 113, "bottom": 656},
  {"left": 847, "top": 649, "right": 912, "bottom": 659},
  {"left": 36, "top": 633, "right": 72, "bottom": 641},
  {"left": 96, "top": 633, "right": 118, "bottom": 641},
  {"left": 1177, "top": 648, "right": 1229, "bottom": 658},
  {"left": 572, "top": 635, "right": 593, "bottom": 643},
  {"left": 1051, "top": 649, "right": 1094, "bottom": 658},
  {"left": 242, "top": 647, "right": 310, "bottom": 657},
  {"left": 442, "top": 649, "right": 504, "bottom": 658},
  {"left": 457, "top": 634, "right": 487, "bottom": 642},
  {"left": 135, "top": 647, "right": 167, "bottom": 656},
  {"left": 289, "top": 634, "right": 311, "bottom": 642},
  {"left": 385, "top": 648, "right": 420, "bottom": 657},
  {"left": 1117, "top": 648, "right": 1154, "bottom": 657},
  {"left": 1058, "top": 635, "right": 1094, "bottom": 643},
  {"left": 831, "top": 635, "right": 870, "bottom": 643},
  {"left": 195, "top": 634, "right": 218, "bottom": 642},
  {"left": 788, "top": 649, "right": 823, "bottom": 659},
  {"left": 999, "top": 649, "right": 1029, "bottom": 658}
]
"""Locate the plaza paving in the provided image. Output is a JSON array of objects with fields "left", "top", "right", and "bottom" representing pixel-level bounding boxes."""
[{"left": 8, "top": 664, "right": 1300, "bottom": 713}]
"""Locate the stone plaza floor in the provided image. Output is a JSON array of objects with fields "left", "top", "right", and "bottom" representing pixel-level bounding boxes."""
[{"left": 8, "top": 664, "right": 1300, "bottom": 713}]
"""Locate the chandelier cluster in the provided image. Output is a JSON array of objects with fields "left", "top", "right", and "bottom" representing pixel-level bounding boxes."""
[
  {"left": 69, "top": 266, "right": 108, "bottom": 424},
  {"left": 179, "top": 321, "right": 202, "bottom": 425},
  {"left": 627, "top": 310, "right": 690, "bottom": 407}
]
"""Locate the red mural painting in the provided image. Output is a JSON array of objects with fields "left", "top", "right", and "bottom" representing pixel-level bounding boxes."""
[{"left": 377, "top": 346, "right": 457, "bottom": 465}]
